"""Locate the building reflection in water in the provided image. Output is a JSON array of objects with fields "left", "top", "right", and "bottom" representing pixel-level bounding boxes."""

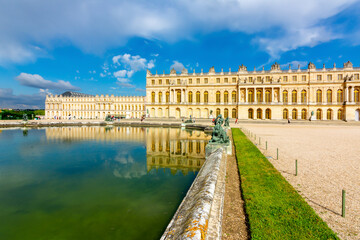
[{"left": 45, "top": 126, "right": 211, "bottom": 175}]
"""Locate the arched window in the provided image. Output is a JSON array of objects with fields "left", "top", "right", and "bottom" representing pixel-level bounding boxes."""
[
  {"left": 248, "top": 109, "right": 254, "bottom": 119},
  {"left": 216, "top": 108, "right": 221, "bottom": 117},
  {"left": 354, "top": 89, "right": 359, "bottom": 103},
  {"left": 232, "top": 108, "right": 237, "bottom": 118},
  {"left": 301, "top": 109, "right": 307, "bottom": 120},
  {"left": 301, "top": 90, "right": 307, "bottom": 103},
  {"left": 158, "top": 92, "right": 162, "bottom": 103},
  {"left": 283, "top": 109, "right": 288, "bottom": 119},
  {"left": 265, "top": 108, "right": 271, "bottom": 119},
  {"left": 337, "top": 89, "right": 343, "bottom": 103},
  {"left": 327, "top": 109, "right": 332, "bottom": 120},
  {"left": 257, "top": 108, "right": 262, "bottom": 119},
  {"left": 316, "top": 89, "right": 322, "bottom": 103},
  {"left": 265, "top": 90, "right": 271, "bottom": 103},
  {"left": 166, "top": 91, "right": 170, "bottom": 103},
  {"left": 224, "top": 91, "right": 229, "bottom": 103},
  {"left": 151, "top": 92, "right": 155, "bottom": 103},
  {"left": 188, "top": 91, "right": 193, "bottom": 103},
  {"left": 248, "top": 90, "right": 254, "bottom": 103},
  {"left": 204, "top": 91, "right": 209, "bottom": 103},
  {"left": 337, "top": 109, "right": 343, "bottom": 120},
  {"left": 316, "top": 109, "right": 322, "bottom": 120},
  {"left": 196, "top": 91, "right": 200, "bottom": 103},
  {"left": 177, "top": 91, "right": 181, "bottom": 103},
  {"left": 224, "top": 108, "right": 229, "bottom": 118},
  {"left": 292, "top": 108, "right": 297, "bottom": 119},
  {"left": 216, "top": 91, "right": 221, "bottom": 103},
  {"left": 283, "top": 90, "right": 288, "bottom": 103},
  {"left": 327, "top": 89, "right": 332, "bottom": 103},
  {"left": 290, "top": 90, "right": 297, "bottom": 103},
  {"left": 256, "top": 89, "right": 262, "bottom": 103},
  {"left": 232, "top": 91, "right": 237, "bottom": 103}
]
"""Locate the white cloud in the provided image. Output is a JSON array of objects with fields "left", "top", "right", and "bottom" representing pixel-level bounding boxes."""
[
  {"left": 16, "top": 73, "right": 80, "bottom": 91},
  {"left": 170, "top": 60, "right": 185, "bottom": 72},
  {"left": 100, "top": 73, "right": 106, "bottom": 77},
  {"left": 0, "top": 0, "right": 357, "bottom": 65},
  {"left": 112, "top": 53, "right": 155, "bottom": 71},
  {"left": 256, "top": 26, "right": 341, "bottom": 59},
  {"left": 151, "top": 53, "right": 159, "bottom": 57}
]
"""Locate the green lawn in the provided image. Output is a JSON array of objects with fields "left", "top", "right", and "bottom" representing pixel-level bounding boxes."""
[{"left": 232, "top": 128, "right": 339, "bottom": 240}]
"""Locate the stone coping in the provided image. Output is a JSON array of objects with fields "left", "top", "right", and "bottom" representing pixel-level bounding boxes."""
[
  {"left": 0, "top": 121, "right": 209, "bottom": 131},
  {"left": 161, "top": 147, "right": 226, "bottom": 240}
]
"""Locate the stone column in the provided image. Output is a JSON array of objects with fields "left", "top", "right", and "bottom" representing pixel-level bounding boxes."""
[
  {"left": 262, "top": 88, "right": 265, "bottom": 103},
  {"left": 271, "top": 88, "right": 274, "bottom": 104},
  {"left": 351, "top": 86, "right": 354, "bottom": 103},
  {"left": 170, "top": 90, "right": 173, "bottom": 103},
  {"left": 245, "top": 88, "right": 248, "bottom": 103},
  {"left": 280, "top": 88, "right": 283, "bottom": 103},
  {"left": 345, "top": 87, "right": 349, "bottom": 102}
]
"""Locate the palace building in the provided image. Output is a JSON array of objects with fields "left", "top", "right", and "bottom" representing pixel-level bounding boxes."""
[
  {"left": 46, "top": 61, "right": 360, "bottom": 121},
  {"left": 146, "top": 61, "right": 360, "bottom": 121},
  {"left": 45, "top": 91, "right": 145, "bottom": 119}
]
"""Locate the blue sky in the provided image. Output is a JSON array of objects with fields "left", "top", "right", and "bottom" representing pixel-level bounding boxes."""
[{"left": 1, "top": 0, "right": 360, "bottom": 108}]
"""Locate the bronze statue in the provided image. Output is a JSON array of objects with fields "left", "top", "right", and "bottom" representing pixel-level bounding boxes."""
[
  {"left": 209, "top": 114, "right": 229, "bottom": 144},
  {"left": 224, "top": 117, "right": 230, "bottom": 127}
]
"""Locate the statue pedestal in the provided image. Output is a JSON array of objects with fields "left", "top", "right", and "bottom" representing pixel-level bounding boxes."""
[{"left": 206, "top": 141, "right": 232, "bottom": 157}]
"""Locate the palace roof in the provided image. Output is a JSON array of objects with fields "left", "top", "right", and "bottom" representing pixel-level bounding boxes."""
[{"left": 60, "top": 91, "right": 94, "bottom": 97}]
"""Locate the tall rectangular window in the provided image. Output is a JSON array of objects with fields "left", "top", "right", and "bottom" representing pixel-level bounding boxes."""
[
  {"left": 159, "top": 79, "right": 162, "bottom": 84},
  {"left": 283, "top": 76, "right": 288, "bottom": 82},
  {"left": 197, "top": 78, "right": 200, "bottom": 84},
  {"left": 355, "top": 74, "right": 359, "bottom": 80},
  {"left": 204, "top": 78, "right": 208, "bottom": 83},
  {"left": 232, "top": 77, "right": 236, "bottom": 83},
  {"left": 292, "top": 76, "right": 297, "bottom": 82},
  {"left": 302, "top": 75, "right": 306, "bottom": 81},
  {"left": 189, "top": 78, "right": 192, "bottom": 84},
  {"left": 327, "top": 75, "right": 332, "bottom": 81},
  {"left": 249, "top": 77, "right": 253, "bottom": 82},
  {"left": 266, "top": 76, "right": 270, "bottom": 82},
  {"left": 317, "top": 75, "right": 322, "bottom": 81},
  {"left": 166, "top": 79, "right": 169, "bottom": 84},
  {"left": 151, "top": 80, "right": 155, "bottom": 85},
  {"left": 338, "top": 74, "right": 343, "bottom": 80},
  {"left": 216, "top": 78, "right": 220, "bottom": 83}
]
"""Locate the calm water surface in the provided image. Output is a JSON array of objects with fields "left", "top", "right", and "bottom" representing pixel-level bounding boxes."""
[{"left": 0, "top": 127, "right": 210, "bottom": 240}]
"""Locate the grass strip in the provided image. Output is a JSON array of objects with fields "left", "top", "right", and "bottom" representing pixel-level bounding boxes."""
[{"left": 232, "top": 128, "right": 339, "bottom": 240}]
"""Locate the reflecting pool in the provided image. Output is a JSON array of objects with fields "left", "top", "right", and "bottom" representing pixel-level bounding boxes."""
[{"left": 0, "top": 127, "right": 210, "bottom": 240}]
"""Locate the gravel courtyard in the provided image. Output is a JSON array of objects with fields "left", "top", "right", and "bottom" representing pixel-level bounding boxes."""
[{"left": 236, "top": 123, "right": 360, "bottom": 240}]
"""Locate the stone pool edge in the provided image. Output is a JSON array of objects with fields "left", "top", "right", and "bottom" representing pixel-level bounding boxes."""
[
  {"left": 160, "top": 147, "right": 227, "bottom": 240},
  {"left": 0, "top": 121, "right": 212, "bottom": 132}
]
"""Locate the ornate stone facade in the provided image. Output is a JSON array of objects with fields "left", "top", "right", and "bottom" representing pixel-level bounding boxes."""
[
  {"left": 46, "top": 61, "right": 360, "bottom": 121},
  {"left": 45, "top": 91, "right": 145, "bottom": 119},
  {"left": 146, "top": 62, "right": 360, "bottom": 121}
]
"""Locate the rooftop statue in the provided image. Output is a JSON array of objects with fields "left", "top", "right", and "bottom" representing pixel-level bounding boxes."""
[
  {"left": 343, "top": 61, "right": 353, "bottom": 69},
  {"left": 308, "top": 62, "right": 316, "bottom": 70},
  {"left": 170, "top": 68, "right": 177, "bottom": 75},
  {"left": 209, "top": 66, "right": 215, "bottom": 74},
  {"left": 238, "top": 64, "right": 247, "bottom": 72},
  {"left": 271, "top": 62, "right": 281, "bottom": 71},
  {"left": 181, "top": 68, "right": 188, "bottom": 75},
  {"left": 209, "top": 114, "right": 229, "bottom": 144}
]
